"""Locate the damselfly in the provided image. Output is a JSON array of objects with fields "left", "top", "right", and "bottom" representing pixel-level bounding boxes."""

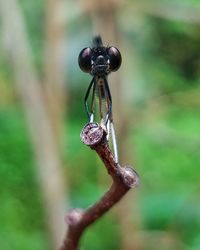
[{"left": 78, "top": 36, "right": 122, "bottom": 162}]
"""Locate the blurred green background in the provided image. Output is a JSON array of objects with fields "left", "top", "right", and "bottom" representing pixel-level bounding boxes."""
[{"left": 0, "top": 0, "right": 200, "bottom": 249}]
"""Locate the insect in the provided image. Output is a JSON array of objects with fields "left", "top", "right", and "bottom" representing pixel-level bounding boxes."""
[{"left": 78, "top": 36, "right": 122, "bottom": 162}]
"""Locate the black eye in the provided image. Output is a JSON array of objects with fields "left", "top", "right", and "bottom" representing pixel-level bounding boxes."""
[
  {"left": 107, "top": 46, "right": 122, "bottom": 71},
  {"left": 78, "top": 47, "right": 92, "bottom": 73}
]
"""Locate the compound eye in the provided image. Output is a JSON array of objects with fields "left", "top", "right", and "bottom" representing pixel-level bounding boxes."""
[
  {"left": 107, "top": 46, "right": 122, "bottom": 71},
  {"left": 78, "top": 47, "right": 92, "bottom": 73}
]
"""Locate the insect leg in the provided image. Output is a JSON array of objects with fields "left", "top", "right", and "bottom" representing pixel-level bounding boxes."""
[{"left": 84, "top": 77, "right": 95, "bottom": 121}]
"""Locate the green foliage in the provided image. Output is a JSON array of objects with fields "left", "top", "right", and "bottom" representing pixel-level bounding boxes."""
[
  {"left": 80, "top": 214, "right": 121, "bottom": 250},
  {"left": 0, "top": 107, "right": 47, "bottom": 250}
]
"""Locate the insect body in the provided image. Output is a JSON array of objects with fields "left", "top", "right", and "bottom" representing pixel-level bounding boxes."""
[{"left": 78, "top": 36, "right": 122, "bottom": 162}]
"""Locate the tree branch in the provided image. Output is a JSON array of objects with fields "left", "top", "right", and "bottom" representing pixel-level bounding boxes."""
[{"left": 60, "top": 122, "right": 139, "bottom": 250}]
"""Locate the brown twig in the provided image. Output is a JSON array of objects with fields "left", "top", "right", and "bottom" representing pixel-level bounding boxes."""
[{"left": 59, "top": 122, "right": 139, "bottom": 250}]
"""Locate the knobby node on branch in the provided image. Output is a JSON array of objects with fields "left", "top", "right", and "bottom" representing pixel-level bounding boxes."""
[{"left": 59, "top": 122, "right": 139, "bottom": 250}]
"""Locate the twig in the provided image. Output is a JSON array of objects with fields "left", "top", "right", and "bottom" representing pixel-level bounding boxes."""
[{"left": 59, "top": 122, "right": 139, "bottom": 250}]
